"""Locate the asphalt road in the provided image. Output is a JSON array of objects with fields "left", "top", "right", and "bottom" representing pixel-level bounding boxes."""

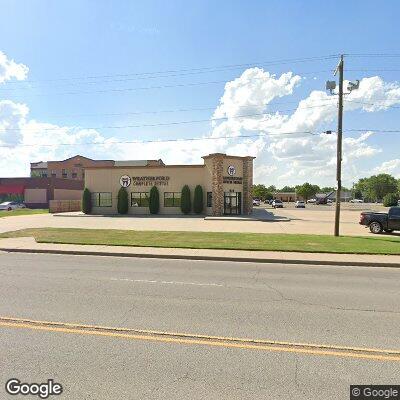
[{"left": 0, "top": 253, "right": 399, "bottom": 399}]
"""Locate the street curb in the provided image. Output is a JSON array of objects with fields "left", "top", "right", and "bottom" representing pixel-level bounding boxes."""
[{"left": 1, "top": 247, "right": 399, "bottom": 268}]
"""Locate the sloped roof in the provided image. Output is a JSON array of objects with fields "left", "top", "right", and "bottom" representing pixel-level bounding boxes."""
[
  {"left": 114, "top": 159, "right": 165, "bottom": 167},
  {"left": 31, "top": 161, "right": 48, "bottom": 169}
]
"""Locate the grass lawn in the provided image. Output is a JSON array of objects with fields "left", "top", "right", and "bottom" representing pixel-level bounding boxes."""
[
  {"left": 0, "top": 209, "right": 48, "bottom": 218},
  {"left": 1, "top": 228, "right": 400, "bottom": 254}
]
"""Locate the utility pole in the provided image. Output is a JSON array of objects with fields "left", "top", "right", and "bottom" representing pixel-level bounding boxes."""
[
  {"left": 326, "top": 55, "right": 358, "bottom": 236},
  {"left": 334, "top": 54, "right": 344, "bottom": 237}
]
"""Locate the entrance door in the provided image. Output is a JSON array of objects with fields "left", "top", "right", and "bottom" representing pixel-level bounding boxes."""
[{"left": 224, "top": 192, "right": 241, "bottom": 215}]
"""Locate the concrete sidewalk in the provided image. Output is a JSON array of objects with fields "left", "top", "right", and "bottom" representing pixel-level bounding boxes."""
[{"left": 0, "top": 237, "right": 399, "bottom": 267}]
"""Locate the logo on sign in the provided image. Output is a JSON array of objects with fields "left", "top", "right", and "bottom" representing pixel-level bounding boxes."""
[
  {"left": 227, "top": 165, "right": 236, "bottom": 176},
  {"left": 120, "top": 175, "right": 131, "bottom": 188}
]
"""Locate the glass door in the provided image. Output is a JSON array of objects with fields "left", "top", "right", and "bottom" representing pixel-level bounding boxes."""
[{"left": 224, "top": 192, "right": 241, "bottom": 215}]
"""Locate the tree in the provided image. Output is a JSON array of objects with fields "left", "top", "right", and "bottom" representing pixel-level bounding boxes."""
[
  {"left": 149, "top": 186, "right": 159, "bottom": 214},
  {"left": 252, "top": 184, "right": 268, "bottom": 200},
  {"left": 264, "top": 192, "right": 273, "bottom": 201},
  {"left": 117, "top": 187, "right": 128, "bottom": 214},
  {"left": 278, "top": 186, "right": 295, "bottom": 193},
  {"left": 193, "top": 185, "right": 204, "bottom": 214},
  {"left": 321, "top": 187, "right": 335, "bottom": 193},
  {"left": 82, "top": 188, "right": 92, "bottom": 214},
  {"left": 181, "top": 185, "right": 191, "bottom": 214},
  {"left": 383, "top": 193, "right": 399, "bottom": 207},
  {"left": 295, "top": 182, "right": 319, "bottom": 201},
  {"left": 355, "top": 174, "right": 398, "bottom": 202}
]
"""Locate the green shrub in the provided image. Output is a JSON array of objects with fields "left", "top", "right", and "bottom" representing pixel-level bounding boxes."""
[
  {"left": 181, "top": 185, "right": 191, "bottom": 214},
  {"left": 82, "top": 188, "right": 92, "bottom": 214},
  {"left": 383, "top": 192, "right": 399, "bottom": 207},
  {"left": 193, "top": 185, "right": 203, "bottom": 214},
  {"left": 149, "top": 186, "right": 159, "bottom": 214},
  {"left": 117, "top": 187, "right": 129, "bottom": 214}
]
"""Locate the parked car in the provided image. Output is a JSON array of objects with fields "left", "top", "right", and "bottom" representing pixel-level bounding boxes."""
[
  {"left": 0, "top": 201, "right": 26, "bottom": 211},
  {"left": 307, "top": 198, "right": 316, "bottom": 204},
  {"left": 359, "top": 206, "right": 400, "bottom": 234},
  {"left": 295, "top": 200, "right": 305, "bottom": 208},
  {"left": 272, "top": 199, "right": 283, "bottom": 208},
  {"left": 350, "top": 199, "right": 363, "bottom": 203},
  {"left": 252, "top": 199, "right": 261, "bottom": 206}
]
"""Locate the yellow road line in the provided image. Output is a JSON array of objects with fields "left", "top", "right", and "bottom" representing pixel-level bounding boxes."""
[{"left": 0, "top": 318, "right": 399, "bottom": 362}]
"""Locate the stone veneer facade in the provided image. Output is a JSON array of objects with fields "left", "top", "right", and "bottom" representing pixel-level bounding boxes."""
[
  {"left": 210, "top": 154, "right": 224, "bottom": 216},
  {"left": 242, "top": 157, "right": 254, "bottom": 215},
  {"left": 203, "top": 153, "right": 255, "bottom": 216}
]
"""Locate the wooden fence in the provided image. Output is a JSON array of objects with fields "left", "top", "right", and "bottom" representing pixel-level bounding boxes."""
[{"left": 49, "top": 200, "right": 81, "bottom": 213}]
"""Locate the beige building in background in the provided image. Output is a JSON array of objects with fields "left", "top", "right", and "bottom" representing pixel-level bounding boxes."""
[{"left": 85, "top": 153, "right": 255, "bottom": 216}]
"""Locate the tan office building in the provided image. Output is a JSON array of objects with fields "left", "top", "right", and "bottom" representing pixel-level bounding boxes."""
[{"left": 85, "top": 153, "right": 255, "bottom": 216}]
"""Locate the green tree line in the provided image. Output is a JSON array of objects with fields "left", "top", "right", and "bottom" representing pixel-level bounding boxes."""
[{"left": 253, "top": 173, "right": 400, "bottom": 204}]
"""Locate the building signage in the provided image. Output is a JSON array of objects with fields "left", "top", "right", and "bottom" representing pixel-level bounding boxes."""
[
  {"left": 119, "top": 175, "right": 131, "bottom": 188},
  {"left": 131, "top": 176, "right": 170, "bottom": 186},
  {"left": 223, "top": 176, "right": 243, "bottom": 184},
  {"left": 227, "top": 165, "right": 236, "bottom": 176}
]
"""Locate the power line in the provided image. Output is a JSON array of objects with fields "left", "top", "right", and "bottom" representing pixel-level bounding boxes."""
[
  {"left": 0, "top": 72, "right": 329, "bottom": 97},
  {"left": 346, "top": 68, "right": 400, "bottom": 72},
  {"left": 346, "top": 129, "right": 400, "bottom": 133},
  {"left": 1, "top": 103, "right": 336, "bottom": 132},
  {"left": 2, "top": 54, "right": 340, "bottom": 85},
  {"left": 346, "top": 101, "right": 400, "bottom": 109},
  {"left": 347, "top": 53, "right": 400, "bottom": 58},
  {"left": 1, "top": 69, "right": 334, "bottom": 89},
  {"left": 18, "top": 99, "right": 337, "bottom": 119},
  {"left": 0, "top": 131, "right": 316, "bottom": 148},
  {"left": 1, "top": 127, "right": 398, "bottom": 149}
]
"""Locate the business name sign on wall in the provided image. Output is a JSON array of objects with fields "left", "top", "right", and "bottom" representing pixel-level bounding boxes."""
[
  {"left": 131, "top": 176, "right": 170, "bottom": 186},
  {"left": 223, "top": 176, "right": 243, "bottom": 184}
]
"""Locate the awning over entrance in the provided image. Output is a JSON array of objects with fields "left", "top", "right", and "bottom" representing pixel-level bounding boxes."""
[{"left": 0, "top": 185, "right": 25, "bottom": 194}]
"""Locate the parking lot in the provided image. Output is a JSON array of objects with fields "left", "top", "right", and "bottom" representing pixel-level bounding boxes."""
[{"left": 0, "top": 203, "right": 387, "bottom": 237}]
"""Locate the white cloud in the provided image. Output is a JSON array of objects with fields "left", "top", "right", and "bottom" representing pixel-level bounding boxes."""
[
  {"left": 0, "top": 51, "right": 28, "bottom": 83},
  {"left": 0, "top": 100, "right": 29, "bottom": 146},
  {"left": 372, "top": 159, "right": 400, "bottom": 177},
  {"left": 345, "top": 76, "right": 400, "bottom": 112}
]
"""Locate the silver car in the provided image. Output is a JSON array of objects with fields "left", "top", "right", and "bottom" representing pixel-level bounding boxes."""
[{"left": 0, "top": 201, "right": 26, "bottom": 211}]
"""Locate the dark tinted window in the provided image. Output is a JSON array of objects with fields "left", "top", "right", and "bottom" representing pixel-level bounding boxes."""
[{"left": 390, "top": 207, "right": 400, "bottom": 217}]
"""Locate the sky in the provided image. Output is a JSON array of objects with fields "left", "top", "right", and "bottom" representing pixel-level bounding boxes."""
[{"left": 0, "top": 0, "right": 400, "bottom": 188}]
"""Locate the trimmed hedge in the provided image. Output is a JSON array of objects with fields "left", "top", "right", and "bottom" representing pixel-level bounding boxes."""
[
  {"left": 383, "top": 192, "right": 399, "bottom": 207},
  {"left": 149, "top": 186, "right": 159, "bottom": 214},
  {"left": 117, "top": 187, "right": 129, "bottom": 214},
  {"left": 181, "top": 185, "right": 191, "bottom": 214},
  {"left": 193, "top": 185, "right": 203, "bottom": 214},
  {"left": 82, "top": 188, "right": 92, "bottom": 214}
]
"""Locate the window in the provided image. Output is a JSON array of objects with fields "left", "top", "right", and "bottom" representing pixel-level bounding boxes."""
[
  {"left": 51, "top": 170, "right": 56, "bottom": 177},
  {"left": 131, "top": 192, "right": 149, "bottom": 207},
  {"left": 62, "top": 169, "right": 68, "bottom": 178},
  {"left": 390, "top": 207, "right": 400, "bottom": 217},
  {"left": 164, "top": 192, "right": 181, "bottom": 207},
  {"left": 71, "top": 171, "right": 77, "bottom": 179},
  {"left": 92, "top": 192, "right": 112, "bottom": 207},
  {"left": 207, "top": 192, "right": 212, "bottom": 207},
  {"left": 40, "top": 172, "right": 47, "bottom": 178}
]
